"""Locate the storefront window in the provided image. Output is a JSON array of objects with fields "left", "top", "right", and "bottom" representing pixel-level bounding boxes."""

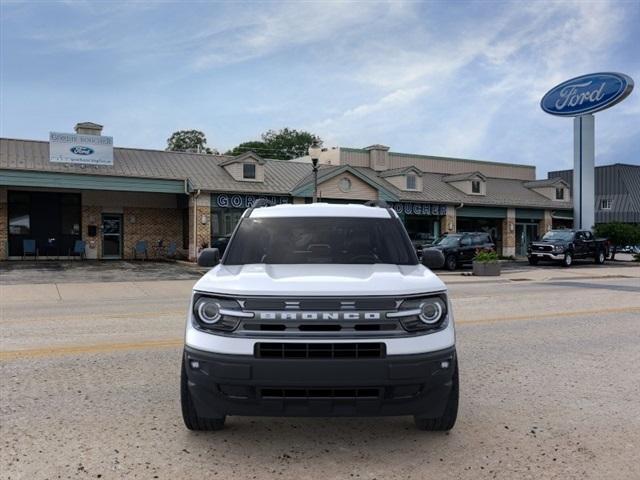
[
  {"left": 9, "top": 192, "right": 30, "bottom": 234},
  {"left": 60, "top": 194, "right": 81, "bottom": 235}
]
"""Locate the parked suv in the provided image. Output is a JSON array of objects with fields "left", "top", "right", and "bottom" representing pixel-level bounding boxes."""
[
  {"left": 426, "top": 232, "right": 495, "bottom": 271},
  {"left": 181, "top": 202, "right": 458, "bottom": 431}
]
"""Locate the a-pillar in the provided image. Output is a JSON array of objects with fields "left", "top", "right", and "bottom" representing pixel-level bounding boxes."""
[
  {"left": 440, "top": 205, "right": 457, "bottom": 234},
  {"left": 501, "top": 208, "right": 516, "bottom": 257},
  {"left": 188, "top": 192, "right": 211, "bottom": 261}
]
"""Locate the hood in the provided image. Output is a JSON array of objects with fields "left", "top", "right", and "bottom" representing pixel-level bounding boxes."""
[{"left": 194, "top": 264, "right": 446, "bottom": 297}]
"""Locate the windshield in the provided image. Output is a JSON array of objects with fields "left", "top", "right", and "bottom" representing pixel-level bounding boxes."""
[
  {"left": 434, "top": 235, "right": 460, "bottom": 247},
  {"left": 223, "top": 217, "right": 418, "bottom": 265},
  {"left": 542, "top": 231, "right": 574, "bottom": 241}
]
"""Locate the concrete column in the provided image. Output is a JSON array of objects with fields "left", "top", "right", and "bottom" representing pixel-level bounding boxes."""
[
  {"left": 0, "top": 188, "right": 7, "bottom": 260},
  {"left": 188, "top": 192, "right": 211, "bottom": 261},
  {"left": 539, "top": 210, "right": 553, "bottom": 238},
  {"left": 440, "top": 205, "right": 457, "bottom": 234},
  {"left": 81, "top": 204, "right": 102, "bottom": 259},
  {"left": 502, "top": 208, "right": 516, "bottom": 257}
]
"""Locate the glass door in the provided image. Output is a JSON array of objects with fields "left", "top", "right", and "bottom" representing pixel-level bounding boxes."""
[
  {"left": 516, "top": 223, "right": 539, "bottom": 257},
  {"left": 102, "top": 214, "right": 123, "bottom": 259}
]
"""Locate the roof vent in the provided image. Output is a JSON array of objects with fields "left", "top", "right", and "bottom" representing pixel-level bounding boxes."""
[{"left": 74, "top": 122, "right": 103, "bottom": 136}]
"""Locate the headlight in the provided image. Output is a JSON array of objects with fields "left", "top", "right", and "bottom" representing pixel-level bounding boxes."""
[
  {"left": 419, "top": 299, "right": 445, "bottom": 324},
  {"left": 554, "top": 245, "right": 564, "bottom": 252},
  {"left": 195, "top": 298, "right": 221, "bottom": 324},
  {"left": 388, "top": 295, "right": 448, "bottom": 332},
  {"left": 192, "top": 295, "right": 253, "bottom": 332}
]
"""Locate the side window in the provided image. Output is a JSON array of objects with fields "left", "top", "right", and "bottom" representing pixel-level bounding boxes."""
[
  {"left": 575, "top": 232, "right": 584, "bottom": 241},
  {"left": 460, "top": 236, "right": 472, "bottom": 247},
  {"left": 583, "top": 231, "right": 593, "bottom": 241},
  {"left": 472, "top": 235, "right": 484, "bottom": 246}
]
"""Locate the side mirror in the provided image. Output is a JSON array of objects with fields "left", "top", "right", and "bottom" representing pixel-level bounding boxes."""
[
  {"left": 197, "top": 248, "right": 220, "bottom": 268},
  {"left": 421, "top": 248, "right": 445, "bottom": 269}
]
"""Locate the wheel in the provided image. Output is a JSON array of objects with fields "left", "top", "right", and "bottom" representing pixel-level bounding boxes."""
[
  {"left": 528, "top": 256, "right": 539, "bottom": 266},
  {"left": 181, "top": 361, "right": 226, "bottom": 431},
  {"left": 561, "top": 252, "right": 573, "bottom": 268},
  {"left": 445, "top": 255, "right": 457, "bottom": 271},
  {"left": 414, "top": 361, "right": 459, "bottom": 431},
  {"left": 595, "top": 250, "right": 606, "bottom": 265}
]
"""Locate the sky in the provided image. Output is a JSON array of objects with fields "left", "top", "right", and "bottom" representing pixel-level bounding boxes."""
[{"left": 1, "top": 0, "right": 639, "bottom": 177}]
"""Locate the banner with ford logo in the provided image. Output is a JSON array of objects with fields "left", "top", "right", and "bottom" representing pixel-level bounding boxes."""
[
  {"left": 541, "top": 72, "right": 634, "bottom": 117},
  {"left": 49, "top": 132, "right": 114, "bottom": 166}
]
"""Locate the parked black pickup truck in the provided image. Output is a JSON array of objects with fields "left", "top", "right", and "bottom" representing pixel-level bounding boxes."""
[{"left": 527, "top": 230, "right": 608, "bottom": 267}]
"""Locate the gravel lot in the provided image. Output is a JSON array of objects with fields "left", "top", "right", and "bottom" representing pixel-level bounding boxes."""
[{"left": 1, "top": 265, "right": 639, "bottom": 479}]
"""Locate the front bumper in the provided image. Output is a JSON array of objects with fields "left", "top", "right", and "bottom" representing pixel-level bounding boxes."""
[
  {"left": 184, "top": 346, "right": 456, "bottom": 418},
  {"left": 528, "top": 251, "right": 564, "bottom": 260}
]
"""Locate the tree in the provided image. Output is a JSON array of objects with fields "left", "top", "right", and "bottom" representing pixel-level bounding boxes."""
[
  {"left": 225, "top": 141, "right": 268, "bottom": 157},
  {"left": 594, "top": 222, "right": 640, "bottom": 260},
  {"left": 226, "top": 128, "right": 322, "bottom": 160},
  {"left": 166, "top": 130, "right": 217, "bottom": 154}
]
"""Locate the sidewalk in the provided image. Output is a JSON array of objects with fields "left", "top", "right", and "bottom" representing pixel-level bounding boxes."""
[{"left": 440, "top": 262, "right": 640, "bottom": 284}]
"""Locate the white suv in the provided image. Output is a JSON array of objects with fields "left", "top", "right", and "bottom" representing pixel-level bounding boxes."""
[{"left": 181, "top": 202, "right": 458, "bottom": 431}]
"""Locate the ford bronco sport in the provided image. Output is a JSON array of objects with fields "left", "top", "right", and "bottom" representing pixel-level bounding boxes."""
[{"left": 181, "top": 201, "right": 458, "bottom": 431}]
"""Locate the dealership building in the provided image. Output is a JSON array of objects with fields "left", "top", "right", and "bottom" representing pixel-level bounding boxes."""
[{"left": 0, "top": 122, "right": 573, "bottom": 261}]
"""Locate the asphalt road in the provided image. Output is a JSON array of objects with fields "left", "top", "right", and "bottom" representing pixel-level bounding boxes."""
[{"left": 1, "top": 273, "right": 640, "bottom": 479}]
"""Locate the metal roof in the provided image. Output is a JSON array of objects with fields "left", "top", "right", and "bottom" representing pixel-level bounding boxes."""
[
  {"left": 0, "top": 137, "right": 572, "bottom": 210},
  {"left": 0, "top": 138, "right": 310, "bottom": 195}
]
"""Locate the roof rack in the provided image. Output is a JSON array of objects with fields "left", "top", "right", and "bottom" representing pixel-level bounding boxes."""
[{"left": 244, "top": 198, "right": 275, "bottom": 217}]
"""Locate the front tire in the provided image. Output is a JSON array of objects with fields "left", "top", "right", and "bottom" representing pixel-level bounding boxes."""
[
  {"left": 561, "top": 252, "right": 573, "bottom": 268},
  {"left": 445, "top": 255, "right": 457, "bottom": 271},
  {"left": 595, "top": 250, "right": 606, "bottom": 265},
  {"left": 528, "top": 256, "right": 539, "bottom": 265},
  {"left": 414, "top": 362, "right": 459, "bottom": 431},
  {"left": 181, "top": 361, "right": 226, "bottom": 431}
]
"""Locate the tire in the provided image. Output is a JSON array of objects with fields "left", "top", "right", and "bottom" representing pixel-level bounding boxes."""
[
  {"left": 414, "top": 361, "right": 459, "bottom": 431},
  {"left": 595, "top": 250, "right": 606, "bottom": 265},
  {"left": 561, "top": 252, "right": 573, "bottom": 268},
  {"left": 528, "top": 256, "right": 539, "bottom": 266},
  {"left": 181, "top": 361, "right": 226, "bottom": 431},
  {"left": 445, "top": 255, "right": 457, "bottom": 271}
]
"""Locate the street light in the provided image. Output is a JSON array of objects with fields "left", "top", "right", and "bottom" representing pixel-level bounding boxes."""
[{"left": 308, "top": 140, "right": 322, "bottom": 203}]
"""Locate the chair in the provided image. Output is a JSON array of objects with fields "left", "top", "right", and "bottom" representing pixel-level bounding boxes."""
[
  {"left": 133, "top": 240, "right": 149, "bottom": 260},
  {"left": 22, "top": 239, "right": 38, "bottom": 260},
  {"left": 166, "top": 241, "right": 177, "bottom": 258},
  {"left": 69, "top": 240, "right": 86, "bottom": 260}
]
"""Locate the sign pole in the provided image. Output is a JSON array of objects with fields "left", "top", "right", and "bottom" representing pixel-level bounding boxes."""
[{"left": 572, "top": 115, "right": 595, "bottom": 230}]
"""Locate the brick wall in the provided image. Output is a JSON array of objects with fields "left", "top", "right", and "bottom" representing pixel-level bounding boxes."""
[
  {"left": 123, "top": 207, "right": 183, "bottom": 260},
  {"left": 440, "top": 205, "right": 457, "bottom": 234},
  {"left": 539, "top": 210, "right": 553, "bottom": 236},
  {"left": 188, "top": 193, "right": 211, "bottom": 261},
  {"left": 501, "top": 208, "right": 516, "bottom": 257},
  {"left": 81, "top": 205, "right": 103, "bottom": 259}
]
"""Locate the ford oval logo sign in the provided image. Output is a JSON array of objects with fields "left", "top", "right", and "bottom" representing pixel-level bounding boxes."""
[
  {"left": 541, "top": 72, "right": 633, "bottom": 116},
  {"left": 70, "top": 146, "right": 95, "bottom": 155}
]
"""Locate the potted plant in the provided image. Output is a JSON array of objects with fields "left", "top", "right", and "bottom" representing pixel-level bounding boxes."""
[{"left": 472, "top": 250, "right": 501, "bottom": 276}]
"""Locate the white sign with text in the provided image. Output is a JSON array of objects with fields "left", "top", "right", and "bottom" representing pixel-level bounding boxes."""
[{"left": 49, "top": 132, "right": 114, "bottom": 166}]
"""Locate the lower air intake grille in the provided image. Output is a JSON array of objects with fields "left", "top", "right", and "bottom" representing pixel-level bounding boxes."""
[
  {"left": 255, "top": 342, "right": 385, "bottom": 359},
  {"left": 260, "top": 388, "right": 381, "bottom": 399}
]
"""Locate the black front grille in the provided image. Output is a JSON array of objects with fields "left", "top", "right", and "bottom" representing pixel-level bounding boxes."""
[
  {"left": 260, "top": 388, "right": 381, "bottom": 399},
  {"left": 242, "top": 297, "right": 398, "bottom": 311},
  {"left": 534, "top": 244, "right": 553, "bottom": 252},
  {"left": 255, "top": 342, "right": 386, "bottom": 359}
]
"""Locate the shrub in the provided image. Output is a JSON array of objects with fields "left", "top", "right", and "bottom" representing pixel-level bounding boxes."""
[{"left": 474, "top": 250, "right": 499, "bottom": 263}]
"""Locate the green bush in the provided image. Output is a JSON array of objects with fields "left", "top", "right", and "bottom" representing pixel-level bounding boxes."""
[
  {"left": 594, "top": 222, "right": 640, "bottom": 260},
  {"left": 474, "top": 250, "right": 499, "bottom": 263}
]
